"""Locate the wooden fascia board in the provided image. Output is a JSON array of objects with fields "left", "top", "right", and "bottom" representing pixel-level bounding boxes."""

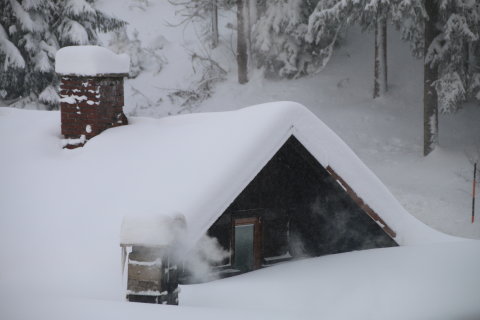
[{"left": 326, "top": 166, "right": 397, "bottom": 239}]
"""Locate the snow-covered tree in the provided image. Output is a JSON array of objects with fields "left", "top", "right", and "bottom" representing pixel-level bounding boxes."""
[
  {"left": 433, "top": 3, "right": 479, "bottom": 113},
  {"left": 308, "top": 0, "right": 394, "bottom": 97},
  {"left": 0, "top": 0, "right": 54, "bottom": 103},
  {"left": 391, "top": 0, "right": 425, "bottom": 57},
  {"left": 169, "top": 0, "right": 226, "bottom": 48},
  {"left": 251, "top": 0, "right": 320, "bottom": 78},
  {"left": 54, "top": 0, "right": 124, "bottom": 47},
  {"left": 0, "top": 0, "right": 124, "bottom": 108},
  {"left": 392, "top": 0, "right": 480, "bottom": 155},
  {"left": 109, "top": 28, "right": 167, "bottom": 78},
  {"left": 422, "top": 0, "right": 440, "bottom": 156}
]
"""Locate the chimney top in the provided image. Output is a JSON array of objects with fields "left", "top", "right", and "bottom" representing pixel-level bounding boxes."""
[{"left": 55, "top": 45, "right": 130, "bottom": 77}]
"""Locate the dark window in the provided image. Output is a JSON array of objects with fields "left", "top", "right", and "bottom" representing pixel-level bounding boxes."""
[
  {"left": 234, "top": 223, "right": 254, "bottom": 271},
  {"left": 232, "top": 217, "right": 262, "bottom": 271}
]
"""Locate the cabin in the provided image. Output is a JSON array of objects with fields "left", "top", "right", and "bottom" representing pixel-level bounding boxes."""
[
  {"left": 206, "top": 135, "right": 397, "bottom": 276},
  {"left": 116, "top": 106, "right": 400, "bottom": 305},
  {"left": 55, "top": 46, "right": 439, "bottom": 306}
]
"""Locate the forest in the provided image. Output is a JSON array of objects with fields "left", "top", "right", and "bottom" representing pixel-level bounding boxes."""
[{"left": 1, "top": 0, "right": 479, "bottom": 156}]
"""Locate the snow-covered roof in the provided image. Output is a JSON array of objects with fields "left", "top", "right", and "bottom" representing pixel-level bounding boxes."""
[
  {"left": 0, "top": 102, "right": 454, "bottom": 252},
  {"left": 55, "top": 45, "right": 130, "bottom": 76}
]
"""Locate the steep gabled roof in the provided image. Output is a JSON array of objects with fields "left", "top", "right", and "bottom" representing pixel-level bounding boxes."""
[{"left": 0, "top": 102, "right": 454, "bottom": 253}]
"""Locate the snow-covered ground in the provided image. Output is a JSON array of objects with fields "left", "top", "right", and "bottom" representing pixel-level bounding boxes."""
[
  {"left": 2, "top": 241, "right": 480, "bottom": 320},
  {"left": 1, "top": 0, "right": 480, "bottom": 319},
  {"left": 182, "top": 241, "right": 480, "bottom": 320}
]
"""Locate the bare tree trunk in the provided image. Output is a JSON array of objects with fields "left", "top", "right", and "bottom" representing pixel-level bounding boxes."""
[
  {"left": 464, "top": 42, "right": 470, "bottom": 75},
  {"left": 245, "top": 0, "right": 252, "bottom": 59},
  {"left": 473, "top": 42, "right": 480, "bottom": 74},
  {"left": 211, "top": 0, "right": 219, "bottom": 48},
  {"left": 373, "top": 21, "right": 380, "bottom": 98},
  {"left": 383, "top": 18, "right": 388, "bottom": 92},
  {"left": 373, "top": 10, "right": 387, "bottom": 98},
  {"left": 423, "top": 0, "right": 440, "bottom": 156},
  {"left": 237, "top": 0, "right": 248, "bottom": 84},
  {"left": 246, "top": 0, "right": 257, "bottom": 68},
  {"left": 475, "top": 42, "right": 480, "bottom": 73}
]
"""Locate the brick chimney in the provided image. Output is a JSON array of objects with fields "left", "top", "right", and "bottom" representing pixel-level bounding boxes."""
[{"left": 55, "top": 46, "right": 130, "bottom": 149}]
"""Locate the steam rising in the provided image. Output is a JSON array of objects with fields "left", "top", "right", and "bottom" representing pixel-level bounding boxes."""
[
  {"left": 120, "top": 212, "right": 186, "bottom": 247},
  {"left": 180, "top": 235, "right": 230, "bottom": 283}
]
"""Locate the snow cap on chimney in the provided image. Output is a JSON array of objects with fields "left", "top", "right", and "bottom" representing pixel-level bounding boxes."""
[{"left": 56, "top": 45, "right": 130, "bottom": 76}]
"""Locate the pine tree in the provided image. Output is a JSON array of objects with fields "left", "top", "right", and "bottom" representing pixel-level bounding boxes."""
[
  {"left": 109, "top": 28, "right": 166, "bottom": 78},
  {"left": 109, "top": 29, "right": 144, "bottom": 78},
  {"left": 391, "top": 0, "right": 424, "bottom": 58},
  {"left": 392, "top": 0, "right": 480, "bottom": 155},
  {"left": 169, "top": 0, "right": 225, "bottom": 48},
  {"left": 308, "top": 0, "right": 393, "bottom": 97},
  {"left": 0, "top": 0, "right": 124, "bottom": 109},
  {"left": 434, "top": 1, "right": 479, "bottom": 114},
  {"left": 0, "top": 0, "right": 53, "bottom": 102},
  {"left": 252, "top": 0, "right": 319, "bottom": 78}
]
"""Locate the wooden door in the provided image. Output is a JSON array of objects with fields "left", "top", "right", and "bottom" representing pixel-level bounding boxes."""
[{"left": 232, "top": 217, "right": 262, "bottom": 271}]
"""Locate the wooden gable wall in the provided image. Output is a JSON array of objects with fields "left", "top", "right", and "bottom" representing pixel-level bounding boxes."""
[{"left": 207, "top": 135, "right": 397, "bottom": 276}]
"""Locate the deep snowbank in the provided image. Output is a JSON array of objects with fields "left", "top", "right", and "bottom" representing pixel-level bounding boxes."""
[
  {"left": 2, "top": 241, "right": 480, "bottom": 320},
  {"left": 181, "top": 241, "right": 480, "bottom": 320}
]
